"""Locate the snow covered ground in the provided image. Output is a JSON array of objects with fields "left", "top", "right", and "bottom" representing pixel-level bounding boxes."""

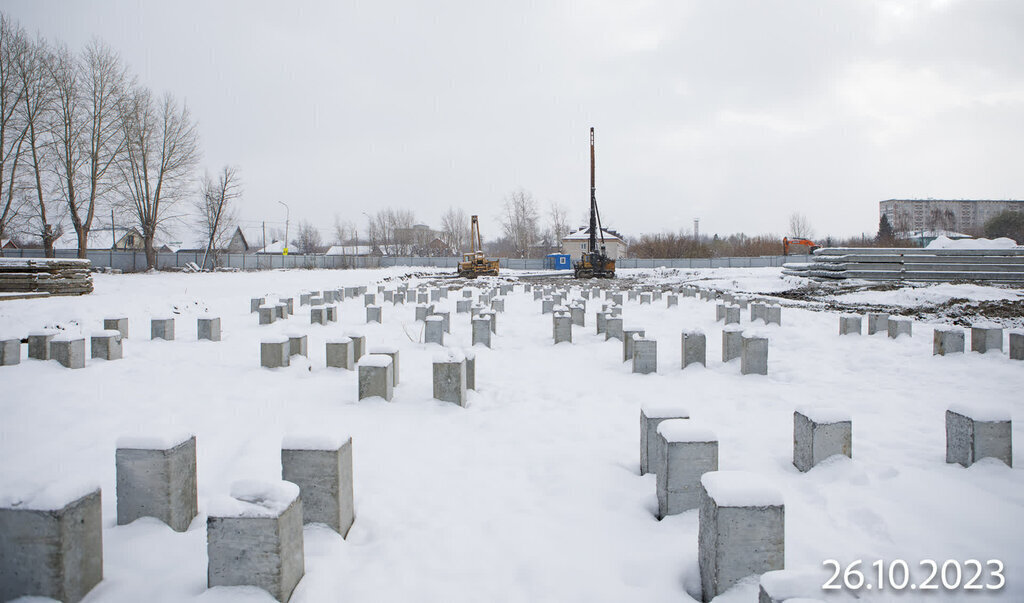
[{"left": 1, "top": 267, "right": 1021, "bottom": 602}]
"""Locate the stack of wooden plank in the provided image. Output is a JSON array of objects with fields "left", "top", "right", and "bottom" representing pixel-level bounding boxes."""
[
  {"left": 783, "top": 248, "right": 1024, "bottom": 283},
  {"left": 0, "top": 258, "right": 94, "bottom": 295}
]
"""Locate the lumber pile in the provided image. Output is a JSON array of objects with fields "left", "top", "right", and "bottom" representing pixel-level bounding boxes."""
[
  {"left": 0, "top": 258, "right": 94, "bottom": 296},
  {"left": 783, "top": 248, "right": 1024, "bottom": 283}
]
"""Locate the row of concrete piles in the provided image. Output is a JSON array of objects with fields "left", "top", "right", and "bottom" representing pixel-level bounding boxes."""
[
  {"left": 638, "top": 394, "right": 1012, "bottom": 602},
  {"left": 837, "top": 311, "right": 1023, "bottom": 359},
  {"left": 0, "top": 316, "right": 223, "bottom": 369},
  {"left": 0, "top": 433, "right": 357, "bottom": 602}
]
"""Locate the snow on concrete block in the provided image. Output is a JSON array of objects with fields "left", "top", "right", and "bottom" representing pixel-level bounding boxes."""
[
  {"left": 681, "top": 330, "right": 707, "bottom": 369},
  {"left": 491, "top": 298, "right": 505, "bottom": 313},
  {"left": 207, "top": 480, "right": 304, "bottom": 602},
  {"left": 632, "top": 337, "right": 657, "bottom": 374},
  {"left": 888, "top": 317, "right": 912, "bottom": 339},
  {"left": 750, "top": 302, "right": 767, "bottom": 323},
  {"left": 605, "top": 316, "right": 624, "bottom": 341},
  {"left": 358, "top": 354, "right": 394, "bottom": 401},
  {"left": 465, "top": 351, "right": 476, "bottom": 390},
  {"left": 90, "top": 329, "right": 123, "bottom": 361},
  {"left": 971, "top": 326, "right": 1003, "bottom": 354},
  {"left": 640, "top": 404, "right": 690, "bottom": 476},
  {"left": 758, "top": 569, "right": 826, "bottom": 603},
  {"left": 0, "top": 484, "right": 103, "bottom": 603},
  {"left": 472, "top": 317, "right": 491, "bottom": 347},
  {"left": 622, "top": 328, "right": 646, "bottom": 361},
  {"left": 281, "top": 298, "right": 294, "bottom": 316},
  {"left": 366, "top": 305, "right": 382, "bottom": 324},
  {"left": 716, "top": 303, "right": 726, "bottom": 322},
  {"left": 365, "top": 292, "right": 376, "bottom": 306},
  {"left": 838, "top": 314, "right": 861, "bottom": 335},
  {"left": 116, "top": 434, "right": 197, "bottom": 531},
  {"left": 369, "top": 346, "right": 400, "bottom": 386},
  {"left": 553, "top": 313, "right": 572, "bottom": 344},
  {"left": 793, "top": 407, "right": 852, "bottom": 472},
  {"left": 310, "top": 306, "right": 326, "bottom": 325},
  {"left": 722, "top": 326, "right": 743, "bottom": 363},
  {"left": 415, "top": 304, "right": 432, "bottom": 322},
  {"left": 866, "top": 312, "right": 888, "bottom": 335},
  {"left": 724, "top": 305, "right": 741, "bottom": 325},
  {"left": 261, "top": 338, "right": 290, "bottom": 369},
  {"left": 570, "top": 305, "right": 585, "bottom": 327},
  {"left": 1, "top": 338, "right": 21, "bottom": 366},
  {"left": 946, "top": 404, "right": 1012, "bottom": 467},
  {"left": 252, "top": 297, "right": 265, "bottom": 312},
  {"left": 541, "top": 298, "right": 555, "bottom": 314},
  {"left": 151, "top": 317, "right": 175, "bottom": 341},
  {"left": 640, "top": 292, "right": 652, "bottom": 305},
  {"left": 657, "top": 420, "right": 718, "bottom": 518},
  {"left": 627, "top": 290, "right": 638, "bottom": 301},
  {"left": 274, "top": 303, "right": 288, "bottom": 320},
  {"left": 51, "top": 335, "right": 86, "bottom": 369},
  {"left": 259, "top": 306, "right": 276, "bottom": 325},
  {"left": 300, "top": 292, "right": 312, "bottom": 306},
  {"left": 741, "top": 334, "right": 769, "bottom": 375},
  {"left": 28, "top": 330, "right": 56, "bottom": 360},
  {"left": 424, "top": 315, "right": 445, "bottom": 346},
  {"left": 456, "top": 299, "right": 471, "bottom": 313},
  {"left": 1011, "top": 331, "right": 1024, "bottom": 361},
  {"left": 287, "top": 334, "right": 308, "bottom": 358},
  {"left": 933, "top": 326, "right": 965, "bottom": 356},
  {"left": 433, "top": 352, "right": 468, "bottom": 406},
  {"left": 435, "top": 310, "right": 452, "bottom": 333},
  {"left": 326, "top": 338, "right": 354, "bottom": 370},
  {"left": 281, "top": 436, "right": 355, "bottom": 537},
  {"left": 596, "top": 311, "right": 609, "bottom": 334},
  {"left": 699, "top": 471, "right": 785, "bottom": 602},
  {"left": 198, "top": 317, "right": 221, "bottom": 342},
  {"left": 104, "top": 317, "right": 129, "bottom": 338}
]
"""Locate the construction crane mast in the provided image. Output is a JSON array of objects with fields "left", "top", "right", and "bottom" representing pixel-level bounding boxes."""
[{"left": 574, "top": 127, "right": 616, "bottom": 278}]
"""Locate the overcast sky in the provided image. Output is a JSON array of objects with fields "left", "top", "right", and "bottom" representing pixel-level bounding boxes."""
[{"left": 7, "top": 0, "right": 1023, "bottom": 243}]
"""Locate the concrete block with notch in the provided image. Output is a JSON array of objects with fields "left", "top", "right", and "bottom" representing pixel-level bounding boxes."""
[
  {"left": 946, "top": 404, "right": 1012, "bottom": 467},
  {"left": 472, "top": 317, "right": 491, "bottom": 347},
  {"left": 433, "top": 351, "right": 468, "bottom": 406},
  {"left": 888, "top": 317, "right": 912, "bottom": 339},
  {"left": 838, "top": 315, "right": 861, "bottom": 336},
  {"left": 867, "top": 312, "right": 888, "bottom": 335},
  {"left": 90, "top": 330, "right": 123, "bottom": 361},
  {"left": 933, "top": 327, "right": 965, "bottom": 355},
  {"left": 198, "top": 317, "right": 221, "bottom": 342},
  {"left": 793, "top": 407, "right": 852, "bottom": 472},
  {"left": 326, "top": 338, "right": 354, "bottom": 370},
  {"left": 632, "top": 337, "right": 657, "bottom": 374},
  {"left": 151, "top": 318, "right": 175, "bottom": 340},
  {"left": 51, "top": 335, "right": 85, "bottom": 369},
  {"left": 104, "top": 317, "right": 129, "bottom": 338},
  {"left": 116, "top": 434, "right": 197, "bottom": 531},
  {"left": 0, "top": 338, "right": 19, "bottom": 366},
  {"left": 722, "top": 327, "right": 743, "bottom": 362},
  {"left": 681, "top": 330, "right": 706, "bottom": 369},
  {"left": 657, "top": 420, "right": 718, "bottom": 518},
  {"left": 971, "top": 326, "right": 1003, "bottom": 354},
  {"left": 261, "top": 338, "right": 290, "bottom": 369},
  {"left": 358, "top": 354, "right": 394, "bottom": 401},
  {"left": 741, "top": 334, "right": 769, "bottom": 375},
  {"left": 281, "top": 436, "right": 354, "bottom": 538},
  {"left": 640, "top": 404, "right": 690, "bottom": 476}
]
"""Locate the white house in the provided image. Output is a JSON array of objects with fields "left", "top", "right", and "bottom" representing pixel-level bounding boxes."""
[
  {"left": 325, "top": 245, "right": 384, "bottom": 256},
  {"left": 561, "top": 227, "right": 627, "bottom": 261}
]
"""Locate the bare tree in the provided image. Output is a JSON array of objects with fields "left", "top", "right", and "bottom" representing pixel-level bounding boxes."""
[
  {"left": 787, "top": 212, "right": 814, "bottom": 239},
  {"left": 333, "top": 215, "right": 358, "bottom": 245},
  {"left": 440, "top": 206, "right": 469, "bottom": 253},
  {"left": 0, "top": 15, "right": 29, "bottom": 250},
  {"left": 547, "top": 200, "right": 569, "bottom": 252},
  {"left": 118, "top": 87, "right": 200, "bottom": 270},
  {"left": 48, "top": 40, "right": 127, "bottom": 259},
  {"left": 294, "top": 219, "right": 322, "bottom": 254},
  {"left": 195, "top": 165, "right": 241, "bottom": 269},
  {"left": 500, "top": 188, "right": 539, "bottom": 258}
]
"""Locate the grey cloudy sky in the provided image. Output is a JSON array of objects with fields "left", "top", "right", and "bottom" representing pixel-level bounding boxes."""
[{"left": 7, "top": 0, "right": 1023, "bottom": 242}]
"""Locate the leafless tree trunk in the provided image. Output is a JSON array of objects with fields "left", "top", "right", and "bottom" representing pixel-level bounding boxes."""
[
  {"left": 295, "top": 219, "right": 322, "bottom": 254},
  {"left": 547, "top": 201, "right": 569, "bottom": 252},
  {"left": 440, "top": 206, "right": 468, "bottom": 254},
  {"left": 0, "top": 15, "right": 29, "bottom": 252},
  {"left": 118, "top": 87, "right": 200, "bottom": 270},
  {"left": 333, "top": 215, "right": 358, "bottom": 245},
  {"left": 500, "top": 188, "right": 539, "bottom": 258},
  {"left": 48, "top": 40, "right": 127, "bottom": 259},
  {"left": 787, "top": 212, "right": 814, "bottom": 239},
  {"left": 196, "top": 165, "right": 241, "bottom": 270}
]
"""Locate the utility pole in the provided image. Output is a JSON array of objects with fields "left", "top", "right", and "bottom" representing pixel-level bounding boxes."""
[
  {"left": 278, "top": 201, "right": 289, "bottom": 255},
  {"left": 262, "top": 221, "right": 266, "bottom": 250},
  {"left": 694, "top": 218, "right": 700, "bottom": 239}
]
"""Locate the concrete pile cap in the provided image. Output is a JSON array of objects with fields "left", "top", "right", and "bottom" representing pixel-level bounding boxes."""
[
  {"left": 285, "top": 331, "right": 304, "bottom": 338},
  {"left": 360, "top": 354, "right": 393, "bottom": 368},
  {"left": 433, "top": 349, "right": 466, "bottom": 363},
  {"left": 367, "top": 304, "right": 381, "bottom": 310},
  {"left": 701, "top": 471, "right": 783, "bottom": 507},
  {"left": 795, "top": 406, "right": 851, "bottom": 423},
  {"left": 0, "top": 479, "right": 100, "bottom": 510},
  {"left": 723, "top": 325, "right": 744, "bottom": 334},
  {"left": 742, "top": 328, "right": 770, "bottom": 339},
  {"left": 208, "top": 480, "right": 300, "bottom": 518},
  {"left": 971, "top": 321, "right": 1002, "bottom": 330},
  {"left": 425, "top": 316, "right": 443, "bottom": 322},
  {"left": 369, "top": 345, "right": 398, "bottom": 354},
  {"left": 116, "top": 432, "right": 193, "bottom": 449},
  {"left": 281, "top": 434, "right": 351, "bottom": 450},
  {"left": 51, "top": 331, "right": 83, "bottom": 342},
  {"left": 262, "top": 336, "right": 290, "bottom": 344},
  {"left": 642, "top": 403, "right": 690, "bottom": 419},
  {"left": 463, "top": 349, "right": 476, "bottom": 360},
  {"left": 890, "top": 317, "right": 912, "bottom": 323},
  {"left": 934, "top": 325, "right": 961, "bottom": 333},
  {"left": 95, "top": 329, "right": 123, "bottom": 338},
  {"left": 840, "top": 313, "right": 860, "bottom": 319},
  {"left": 657, "top": 419, "right": 716, "bottom": 443},
  {"left": 948, "top": 402, "right": 1012, "bottom": 422},
  {"left": 327, "top": 336, "right": 353, "bottom": 344}
]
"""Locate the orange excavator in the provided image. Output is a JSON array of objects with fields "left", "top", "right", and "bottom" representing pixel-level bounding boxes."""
[{"left": 783, "top": 237, "right": 820, "bottom": 255}]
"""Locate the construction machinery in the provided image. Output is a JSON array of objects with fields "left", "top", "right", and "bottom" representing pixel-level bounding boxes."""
[
  {"left": 783, "top": 237, "right": 820, "bottom": 255},
  {"left": 457, "top": 215, "right": 500, "bottom": 278},
  {"left": 573, "top": 127, "right": 616, "bottom": 279}
]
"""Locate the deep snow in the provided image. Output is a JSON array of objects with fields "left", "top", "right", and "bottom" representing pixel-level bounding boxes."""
[{"left": 0, "top": 267, "right": 1021, "bottom": 602}]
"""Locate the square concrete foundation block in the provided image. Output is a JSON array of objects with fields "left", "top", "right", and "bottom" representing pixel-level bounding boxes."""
[
  {"left": 300, "top": 293, "right": 312, "bottom": 306},
  {"left": 640, "top": 404, "right": 690, "bottom": 476},
  {"left": 765, "top": 305, "right": 782, "bottom": 326},
  {"left": 741, "top": 335, "right": 768, "bottom": 375},
  {"left": 722, "top": 327, "right": 743, "bottom": 362},
  {"left": 325, "top": 305, "right": 338, "bottom": 323},
  {"left": 627, "top": 290, "right": 638, "bottom": 301},
  {"left": 207, "top": 481, "right": 304, "bottom": 602},
  {"left": 681, "top": 331, "right": 707, "bottom": 369},
  {"left": 699, "top": 472, "right": 785, "bottom": 602},
  {"left": 347, "top": 334, "right": 366, "bottom": 362},
  {"left": 369, "top": 346, "right": 399, "bottom": 386},
  {"left": 383, "top": 291, "right": 394, "bottom": 303},
  {"left": 633, "top": 338, "right": 657, "bottom": 374},
  {"left": 553, "top": 314, "right": 573, "bottom": 344},
  {"left": 28, "top": 332, "right": 55, "bottom": 360},
  {"left": 750, "top": 302, "right": 766, "bottom": 323},
  {"left": 424, "top": 316, "right": 445, "bottom": 345},
  {"left": 971, "top": 326, "right": 1003, "bottom": 353},
  {"left": 281, "top": 299, "right": 294, "bottom": 316},
  {"left": 366, "top": 305, "right": 382, "bottom": 324},
  {"left": 310, "top": 307, "right": 326, "bottom": 325},
  {"left": 946, "top": 404, "right": 1012, "bottom": 467},
  {"left": 415, "top": 304, "right": 433, "bottom": 322},
  {"left": 116, "top": 434, "right": 197, "bottom": 531},
  {"left": 640, "top": 292, "right": 652, "bottom": 305},
  {"left": 716, "top": 303, "right": 726, "bottom": 321},
  {"left": 605, "top": 317, "right": 624, "bottom": 341},
  {"left": 435, "top": 311, "right": 452, "bottom": 333},
  {"left": 259, "top": 306, "right": 276, "bottom": 325},
  {"left": 533, "top": 289, "right": 543, "bottom": 301},
  {"left": 252, "top": 298, "right": 266, "bottom": 312},
  {"left": 838, "top": 315, "right": 861, "bottom": 335},
  {"left": 0, "top": 338, "right": 20, "bottom": 365},
  {"left": 933, "top": 327, "right": 965, "bottom": 355},
  {"left": 274, "top": 304, "right": 287, "bottom": 320},
  {"left": 570, "top": 305, "right": 585, "bottom": 327},
  {"left": 91, "top": 330, "right": 123, "bottom": 360},
  {"left": 308, "top": 297, "right": 322, "bottom": 308},
  {"left": 281, "top": 436, "right": 355, "bottom": 538},
  {"left": 0, "top": 485, "right": 103, "bottom": 603},
  {"left": 1011, "top": 332, "right": 1024, "bottom": 360},
  {"left": 465, "top": 352, "right": 476, "bottom": 390},
  {"left": 104, "top": 317, "right": 129, "bottom": 338},
  {"left": 667, "top": 294, "right": 678, "bottom": 308},
  {"left": 326, "top": 338, "right": 354, "bottom": 370},
  {"left": 358, "top": 354, "right": 394, "bottom": 401},
  {"left": 51, "top": 336, "right": 86, "bottom": 369},
  {"left": 724, "top": 305, "right": 741, "bottom": 325},
  {"left": 622, "top": 329, "right": 646, "bottom": 361},
  {"left": 463, "top": 289, "right": 474, "bottom": 298},
  {"left": 433, "top": 354, "right": 468, "bottom": 406},
  {"left": 888, "top": 317, "right": 912, "bottom": 339},
  {"left": 657, "top": 421, "right": 718, "bottom": 518},
  {"left": 472, "top": 318, "right": 491, "bottom": 347},
  {"left": 541, "top": 298, "right": 555, "bottom": 314},
  {"left": 151, "top": 318, "right": 175, "bottom": 340},
  {"left": 417, "top": 293, "right": 429, "bottom": 305},
  {"left": 364, "top": 293, "right": 376, "bottom": 306},
  {"left": 867, "top": 312, "right": 889, "bottom": 335},
  {"left": 261, "top": 338, "right": 290, "bottom": 368},
  {"left": 793, "top": 407, "right": 852, "bottom": 472},
  {"left": 287, "top": 334, "right": 308, "bottom": 358},
  {"left": 198, "top": 317, "right": 221, "bottom": 342},
  {"left": 456, "top": 299, "right": 471, "bottom": 313},
  {"left": 596, "top": 312, "right": 608, "bottom": 334}
]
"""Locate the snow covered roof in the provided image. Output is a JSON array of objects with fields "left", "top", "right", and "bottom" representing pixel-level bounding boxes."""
[
  {"left": 325, "top": 245, "right": 379, "bottom": 256},
  {"left": 257, "top": 240, "right": 289, "bottom": 254},
  {"left": 563, "top": 227, "right": 626, "bottom": 243}
]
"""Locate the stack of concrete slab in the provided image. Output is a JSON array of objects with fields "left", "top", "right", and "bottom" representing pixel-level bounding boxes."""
[
  {"left": 0, "top": 258, "right": 94, "bottom": 296},
  {"left": 783, "top": 247, "right": 1024, "bottom": 283}
]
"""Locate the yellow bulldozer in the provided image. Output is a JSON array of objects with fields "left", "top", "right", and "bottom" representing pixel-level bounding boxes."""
[{"left": 457, "top": 215, "right": 499, "bottom": 278}]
